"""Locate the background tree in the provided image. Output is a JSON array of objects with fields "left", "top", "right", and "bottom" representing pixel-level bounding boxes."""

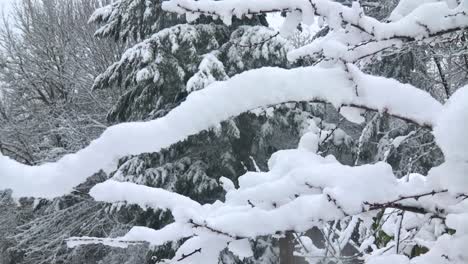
[{"left": 0, "top": 0, "right": 123, "bottom": 164}]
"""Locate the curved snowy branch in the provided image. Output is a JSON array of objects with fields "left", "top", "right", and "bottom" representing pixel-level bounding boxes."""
[
  {"left": 0, "top": 65, "right": 442, "bottom": 198},
  {"left": 90, "top": 180, "right": 202, "bottom": 212}
]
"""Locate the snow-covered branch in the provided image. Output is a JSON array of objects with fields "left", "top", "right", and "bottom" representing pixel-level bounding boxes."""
[
  {"left": 69, "top": 98, "right": 468, "bottom": 261},
  {"left": 163, "top": 0, "right": 468, "bottom": 64},
  {"left": 65, "top": 80, "right": 468, "bottom": 263},
  {"left": 163, "top": 0, "right": 468, "bottom": 39},
  {"left": 0, "top": 65, "right": 441, "bottom": 198}
]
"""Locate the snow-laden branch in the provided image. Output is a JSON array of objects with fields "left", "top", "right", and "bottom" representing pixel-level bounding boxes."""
[
  {"left": 84, "top": 155, "right": 454, "bottom": 241},
  {"left": 0, "top": 65, "right": 442, "bottom": 198},
  {"left": 162, "top": 0, "right": 468, "bottom": 40},
  {"left": 70, "top": 137, "right": 467, "bottom": 262},
  {"left": 163, "top": 0, "right": 468, "bottom": 64},
  {"left": 90, "top": 180, "right": 202, "bottom": 213},
  {"left": 67, "top": 85, "right": 468, "bottom": 263},
  {"left": 67, "top": 223, "right": 193, "bottom": 249}
]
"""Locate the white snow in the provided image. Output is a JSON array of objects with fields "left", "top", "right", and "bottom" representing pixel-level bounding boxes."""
[
  {"left": 389, "top": 0, "right": 463, "bottom": 21},
  {"left": 90, "top": 180, "right": 202, "bottom": 215},
  {"left": 340, "top": 106, "right": 365, "bottom": 124},
  {"left": 186, "top": 52, "right": 228, "bottom": 92},
  {"left": 391, "top": 131, "right": 416, "bottom": 149},
  {"left": 219, "top": 176, "right": 236, "bottom": 192},
  {"left": 298, "top": 132, "right": 319, "bottom": 153},
  {"left": 280, "top": 10, "right": 302, "bottom": 37},
  {"left": 427, "top": 86, "right": 468, "bottom": 195},
  {"left": 433, "top": 86, "right": 468, "bottom": 162},
  {"left": 67, "top": 223, "right": 194, "bottom": 249},
  {"left": 366, "top": 255, "right": 409, "bottom": 264},
  {"left": 227, "top": 239, "right": 254, "bottom": 260}
]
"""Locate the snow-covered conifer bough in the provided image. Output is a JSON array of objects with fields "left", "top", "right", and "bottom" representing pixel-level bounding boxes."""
[{"left": 2, "top": 0, "right": 468, "bottom": 263}]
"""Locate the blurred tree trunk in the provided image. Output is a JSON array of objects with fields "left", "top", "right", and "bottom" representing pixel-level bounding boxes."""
[{"left": 279, "top": 231, "right": 296, "bottom": 264}]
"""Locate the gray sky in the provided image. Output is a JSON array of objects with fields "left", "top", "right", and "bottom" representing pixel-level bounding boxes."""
[{"left": 0, "top": 0, "right": 12, "bottom": 13}]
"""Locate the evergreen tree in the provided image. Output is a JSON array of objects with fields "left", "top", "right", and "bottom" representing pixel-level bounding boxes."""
[
  {"left": 1, "top": 1, "right": 468, "bottom": 264},
  {"left": 0, "top": 0, "right": 123, "bottom": 164}
]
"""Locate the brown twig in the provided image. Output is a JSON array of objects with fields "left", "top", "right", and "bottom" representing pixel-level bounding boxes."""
[
  {"left": 177, "top": 248, "right": 202, "bottom": 261},
  {"left": 189, "top": 219, "right": 245, "bottom": 240}
]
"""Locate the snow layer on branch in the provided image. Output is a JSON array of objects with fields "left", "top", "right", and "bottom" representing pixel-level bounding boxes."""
[
  {"left": 389, "top": 0, "right": 441, "bottom": 21},
  {"left": 0, "top": 66, "right": 442, "bottom": 198},
  {"left": 83, "top": 138, "right": 462, "bottom": 261},
  {"left": 173, "top": 234, "right": 230, "bottom": 264},
  {"left": 67, "top": 223, "right": 193, "bottom": 249},
  {"left": 186, "top": 52, "right": 228, "bottom": 92},
  {"left": 227, "top": 239, "right": 253, "bottom": 260},
  {"left": 367, "top": 255, "right": 409, "bottom": 264},
  {"left": 286, "top": 30, "right": 400, "bottom": 63},
  {"left": 92, "top": 23, "right": 227, "bottom": 91},
  {"left": 77, "top": 102, "right": 468, "bottom": 262},
  {"left": 428, "top": 86, "right": 468, "bottom": 194},
  {"left": 163, "top": 0, "right": 468, "bottom": 41},
  {"left": 90, "top": 180, "right": 202, "bottom": 213},
  {"left": 411, "top": 234, "right": 468, "bottom": 264},
  {"left": 163, "top": 0, "right": 468, "bottom": 70},
  {"left": 89, "top": 0, "right": 173, "bottom": 41},
  {"left": 433, "top": 86, "right": 468, "bottom": 162},
  {"left": 88, "top": 3, "right": 114, "bottom": 25},
  {"left": 87, "top": 143, "right": 450, "bottom": 240}
]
